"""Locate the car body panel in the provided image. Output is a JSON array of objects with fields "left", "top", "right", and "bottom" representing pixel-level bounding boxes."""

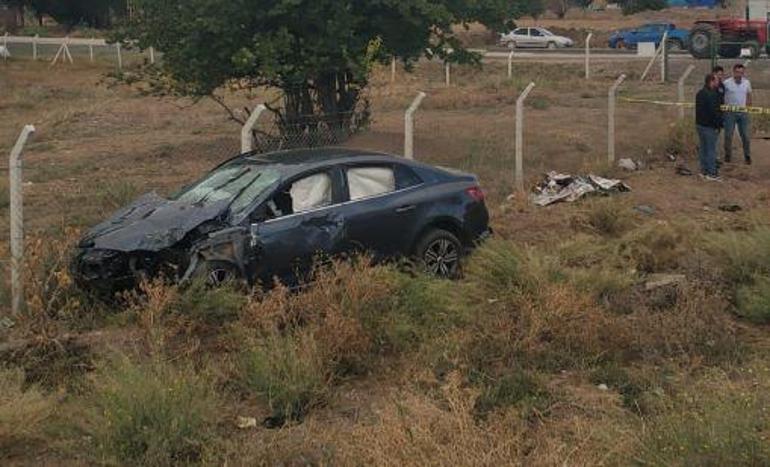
[
  {"left": 608, "top": 23, "right": 689, "bottom": 49},
  {"left": 72, "top": 148, "right": 491, "bottom": 295},
  {"left": 500, "top": 27, "right": 574, "bottom": 49}
]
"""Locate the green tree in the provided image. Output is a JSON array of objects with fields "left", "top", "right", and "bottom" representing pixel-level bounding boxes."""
[
  {"left": 24, "top": 0, "right": 125, "bottom": 29},
  {"left": 122, "top": 0, "right": 536, "bottom": 137},
  {"left": 619, "top": 0, "right": 667, "bottom": 15}
]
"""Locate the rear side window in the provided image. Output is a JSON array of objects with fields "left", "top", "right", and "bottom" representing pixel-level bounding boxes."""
[
  {"left": 395, "top": 164, "right": 422, "bottom": 190},
  {"left": 347, "top": 167, "right": 396, "bottom": 201}
]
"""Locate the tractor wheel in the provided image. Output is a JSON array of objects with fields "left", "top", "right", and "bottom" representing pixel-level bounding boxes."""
[
  {"left": 689, "top": 24, "right": 719, "bottom": 59},
  {"left": 743, "top": 40, "right": 760, "bottom": 59}
]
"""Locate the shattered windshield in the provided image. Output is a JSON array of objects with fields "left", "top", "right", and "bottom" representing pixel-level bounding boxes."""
[{"left": 173, "top": 163, "right": 280, "bottom": 215}]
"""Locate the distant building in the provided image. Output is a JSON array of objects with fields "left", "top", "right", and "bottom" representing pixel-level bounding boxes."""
[{"left": 748, "top": 0, "right": 770, "bottom": 19}]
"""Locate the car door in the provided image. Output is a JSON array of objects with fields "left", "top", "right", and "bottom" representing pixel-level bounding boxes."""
[
  {"left": 529, "top": 28, "right": 547, "bottom": 48},
  {"left": 338, "top": 163, "right": 424, "bottom": 259},
  {"left": 510, "top": 28, "right": 527, "bottom": 47},
  {"left": 249, "top": 168, "right": 346, "bottom": 284}
]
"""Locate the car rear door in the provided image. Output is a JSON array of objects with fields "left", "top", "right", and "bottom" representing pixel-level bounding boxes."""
[
  {"left": 338, "top": 163, "right": 425, "bottom": 259},
  {"left": 529, "top": 28, "right": 547, "bottom": 47},
  {"left": 250, "top": 168, "right": 347, "bottom": 284}
]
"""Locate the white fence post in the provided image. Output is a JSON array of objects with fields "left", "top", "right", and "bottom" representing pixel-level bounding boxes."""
[
  {"left": 515, "top": 82, "right": 536, "bottom": 192},
  {"left": 240, "top": 104, "right": 267, "bottom": 153},
  {"left": 89, "top": 37, "right": 94, "bottom": 62},
  {"left": 404, "top": 91, "right": 427, "bottom": 160},
  {"left": 678, "top": 64, "right": 695, "bottom": 120},
  {"left": 32, "top": 34, "right": 38, "bottom": 60},
  {"left": 149, "top": 46, "right": 156, "bottom": 64},
  {"left": 660, "top": 31, "right": 668, "bottom": 83},
  {"left": 116, "top": 42, "right": 123, "bottom": 70},
  {"left": 585, "top": 32, "right": 593, "bottom": 80},
  {"left": 445, "top": 61, "right": 451, "bottom": 86},
  {"left": 391, "top": 56, "right": 396, "bottom": 83},
  {"left": 3, "top": 32, "right": 7, "bottom": 63},
  {"left": 608, "top": 74, "right": 627, "bottom": 164},
  {"left": 508, "top": 51, "right": 514, "bottom": 79},
  {"left": 8, "top": 125, "right": 35, "bottom": 317}
]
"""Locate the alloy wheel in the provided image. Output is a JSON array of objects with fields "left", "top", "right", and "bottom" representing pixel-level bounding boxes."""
[{"left": 423, "top": 238, "right": 459, "bottom": 277}]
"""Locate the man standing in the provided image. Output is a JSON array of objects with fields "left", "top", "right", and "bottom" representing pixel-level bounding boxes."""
[
  {"left": 696, "top": 73, "right": 722, "bottom": 181},
  {"left": 723, "top": 64, "right": 752, "bottom": 165}
]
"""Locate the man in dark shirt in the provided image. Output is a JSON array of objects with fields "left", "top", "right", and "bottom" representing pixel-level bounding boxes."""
[
  {"left": 696, "top": 73, "right": 722, "bottom": 181},
  {"left": 713, "top": 65, "right": 725, "bottom": 167}
]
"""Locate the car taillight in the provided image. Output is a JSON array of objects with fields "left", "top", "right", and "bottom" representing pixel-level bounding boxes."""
[{"left": 466, "top": 186, "right": 485, "bottom": 202}]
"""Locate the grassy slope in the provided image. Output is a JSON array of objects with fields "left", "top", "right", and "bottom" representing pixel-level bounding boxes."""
[{"left": 1, "top": 36, "right": 770, "bottom": 466}]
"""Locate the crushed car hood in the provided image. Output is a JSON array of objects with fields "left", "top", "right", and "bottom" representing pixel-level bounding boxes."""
[{"left": 79, "top": 192, "right": 229, "bottom": 252}]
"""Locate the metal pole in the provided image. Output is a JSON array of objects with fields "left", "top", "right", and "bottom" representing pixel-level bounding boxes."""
[
  {"left": 585, "top": 32, "right": 593, "bottom": 80},
  {"left": 677, "top": 64, "right": 695, "bottom": 120},
  {"left": 660, "top": 31, "right": 669, "bottom": 83},
  {"left": 149, "top": 46, "right": 155, "bottom": 64},
  {"left": 515, "top": 82, "right": 536, "bottom": 192},
  {"left": 404, "top": 91, "right": 427, "bottom": 160},
  {"left": 240, "top": 104, "right": 267, "bottom": 153},
  {"left": 9, "top": 125, "right": 35, "bottom": 317},
  {"left": 116, "top": 43, "right": 123, "bottom": 70},
  {"left": 33, "top": 34, "right": 38, "bottom": 61},
  {"left": 508, "top": 51, "right": 514, "bottom": 79},
  {"left": 608, "top": 74, "right": 627, "bottom": 164}
]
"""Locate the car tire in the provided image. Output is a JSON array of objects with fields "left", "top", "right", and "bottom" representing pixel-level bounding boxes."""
[
  {"left": 547, "top": 42, "right": 557, "bottom": 50},
  {"left": 616, "top": 39, "right": 626, "bottom": 49},
  {"left": 191, "top": 260, "right": 244, "bottom": 288},
  {"left": 414, "top": 229, "right": 463, "bottom": 279},
  {"left": 507, "top": 41, "right": 517, "bottom": 50}
]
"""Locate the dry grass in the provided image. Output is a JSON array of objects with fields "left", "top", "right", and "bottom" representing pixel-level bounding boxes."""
[{"left": 0, "top": 368, "right": 55, "bottom": 458}]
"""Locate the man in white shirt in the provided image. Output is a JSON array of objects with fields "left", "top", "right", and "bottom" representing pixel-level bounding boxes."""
[{"left": 722, "top": 64, "right": 752, "bottom": 165}]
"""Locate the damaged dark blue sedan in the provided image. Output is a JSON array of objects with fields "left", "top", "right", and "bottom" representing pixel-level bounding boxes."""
[{"left": 71, "top": 148, "right": 491, "bottom": 295}]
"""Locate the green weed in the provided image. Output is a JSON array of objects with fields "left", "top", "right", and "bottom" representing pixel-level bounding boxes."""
[
  {"left": 736, "top": 275, "right": 770, "bottom": 324},
  {"left": 0, "top": 368, "right": 55, "bottom": 457},
  {"left": 88, "top": 358, "right": 219, "bottom": 465}
]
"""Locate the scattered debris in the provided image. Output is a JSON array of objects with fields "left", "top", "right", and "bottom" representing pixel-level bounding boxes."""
[
  {"left": 618, "top": 158, "right": 638, "bottom": 171},
  {"left": 531, "top": 171, "right": 631, "bottom": 207},
  {"left": 644, "top": 273, "right": 687, "bottom": 291},
  {"left": 666, "top": 153, "right": 677, "bottom": 162},
  {"left": 597, "top": 384, "right": 609, "bottom": 391},
  {"left": 236, "top": 416, "right": 258, "bottom": 429},
  {"left": 675, "top": 166, "right": 693, "bottom": 176},
  {"left": 634, "top": 205, "right": 656, "bottom": 216},
  {"left": 718, "top": 203, "right": 742, "bottom": 212}
]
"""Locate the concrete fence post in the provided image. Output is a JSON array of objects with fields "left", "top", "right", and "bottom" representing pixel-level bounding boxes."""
[
  {"left": 149, "top": 46, "right": 156, "bottom": 64},
  {"left": 89, "top": 37, "right": 94, "bottom": 62},
  {"left": 507, "top": 51, "right": 515, "bottom": 79},
  {"left": 515, "top": 82, "right": 536, "bottom": 192},
  {"left": 32, "top": 34, "right": 38, "bottom": 60},
  {"left": 391, "top": 56, "right": 396, "bottom": 83},
  {"left": 608, "top": 74, "right": 627, "bottom": 164},
  {"left": 677, "top": 64, "right": 696, "bottom": 120},
  {"left": 585, "top": 32, "right": 593, "bottom": 80},
  {"left": 241, "top": 104, "right": 267, "bottom": 153},
  {"left": 116, "top": 42, "right": 123, "bottom": 70},
  {"left": 8, "top": 125, "right": 35, "bottom": 317},
  {"left": 445, "top": 61, "right": 451, "bottom": 86},
  {"left": 3, "top": 32, "right": 7, "bottom": 63},
  {"left": 660, "top": 31, "right": 669, "bottom": 83},
  {"left": 404, "top": 91, "right": 427, "bottom": 160}
]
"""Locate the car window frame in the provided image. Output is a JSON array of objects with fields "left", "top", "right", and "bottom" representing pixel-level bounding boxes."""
[
  {"left": 340, "top": 162, "right": 424, "bottom": 204},
  {"left": 247, "top": 166, "right": 345, "bottom": 225}
]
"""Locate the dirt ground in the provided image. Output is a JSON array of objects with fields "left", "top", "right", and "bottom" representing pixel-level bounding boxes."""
[{"left": 1, "top": 11, "right": 770, "bottom": 463}]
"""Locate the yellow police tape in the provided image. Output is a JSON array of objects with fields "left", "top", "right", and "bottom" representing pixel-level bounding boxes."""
[{"left": 621, "top": 97, "right": 770, "bottom": 114}]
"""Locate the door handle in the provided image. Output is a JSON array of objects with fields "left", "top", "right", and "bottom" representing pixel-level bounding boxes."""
[{"left": 395, "top": 205, "right": 416, "bottom": 214}]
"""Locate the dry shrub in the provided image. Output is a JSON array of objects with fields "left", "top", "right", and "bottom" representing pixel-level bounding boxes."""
[
  {"left": 573, "top": 198, "right": 634, "bottom": 237},
  {"left": 736, "top": 275, "right": 770, "bottom": 324},
  {"left": 707, "top": 227, "right": 770, "bottom": 286},
  {"left": 665, "top": 118, "right": 697, "bottom": 159},
  {"left": 86, "top": 357, "right": 220, "bottom": 466},
  {"left": 621, "top": 286, "right": 739, "bottom": 364},
  {"left": 0, "top": 368, "right": 55, "bottom": 458},
  {"left": 617, "top": 221, "right": 691, "bottom": 273},
  {"left": 639, "top": 363, "right": 770, "bottom": 466}
]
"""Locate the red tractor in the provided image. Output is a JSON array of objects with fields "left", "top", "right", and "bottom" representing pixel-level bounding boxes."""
[{"left": 689, "top": 19, "right": 770, "bottom": 59}]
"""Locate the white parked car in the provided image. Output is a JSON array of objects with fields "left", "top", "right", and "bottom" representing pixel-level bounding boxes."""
[{"left": 499, "top": 27, "right": 574, "bottom": 49}]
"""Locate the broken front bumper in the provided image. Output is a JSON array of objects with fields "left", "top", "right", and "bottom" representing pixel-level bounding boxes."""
[{"left": 71, "top": 249, "right": 136, "bottom": 296}]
